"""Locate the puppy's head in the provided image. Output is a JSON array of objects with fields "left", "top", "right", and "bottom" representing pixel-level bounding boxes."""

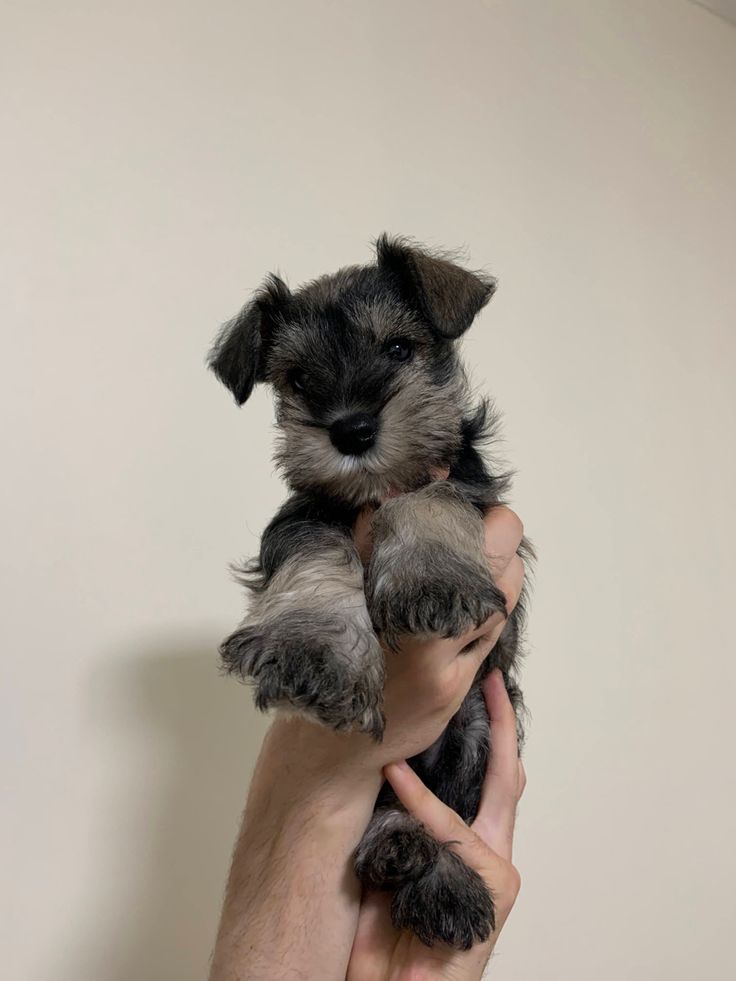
[{"left": 208, "top": 236, "right": 496, "bottom": 505}]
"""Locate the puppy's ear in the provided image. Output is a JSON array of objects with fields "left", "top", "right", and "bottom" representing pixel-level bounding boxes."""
[
  {"left": 207, "top": 274, "right": 291, "bottom": 405},
  {"left": 376, "top": 234, "right": 496, "bottom": 339}
]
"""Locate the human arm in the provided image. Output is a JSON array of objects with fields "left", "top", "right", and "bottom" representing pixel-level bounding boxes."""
[
  {"left": 347, "top": 669, "right": 525, "bottom": 981},
  {"left": 208, "top": 506, "right": 525, "bottom": 981}
]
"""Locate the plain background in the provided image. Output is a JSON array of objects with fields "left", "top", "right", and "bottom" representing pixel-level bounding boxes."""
[{"left": 2, "top": 1, "right": 735, "bottom": 978}]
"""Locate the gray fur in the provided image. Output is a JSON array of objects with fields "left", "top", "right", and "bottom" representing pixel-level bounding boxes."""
[
  {"left": 355, "top": 808, "right": 441, "bottom": 887},
  {"left": 221, "top": 534, "right": 385, "bottom": 738},
  {"left": 271, "top": 310, "right": 471, "bottom": 506},
  {"left": 207, "top": 235, "right": 531, "bottom": 949},
  {"left": 392, "top": 846, "right": 496, "bottom": 950},
  {"left": 366, "top": 481, "right": 508, "bottom": 650},
  {"left": 358, "top": 804, "right": 496, "bottom": 950}
]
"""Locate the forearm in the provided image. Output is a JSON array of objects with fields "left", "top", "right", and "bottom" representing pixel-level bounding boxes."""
[{"left": 209, "top": 719, "right": 383, "bottom": 981}]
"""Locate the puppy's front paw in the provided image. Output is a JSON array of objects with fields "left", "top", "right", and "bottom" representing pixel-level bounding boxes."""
[
  {"left": 367, "top": 542, "right": 506, "bottom": 650},
  {"left": 391, "top": 847, "right": 495, "bottom": 950},
  {"left": 220, "top": 610, "right": 385, "bottom": 739}
]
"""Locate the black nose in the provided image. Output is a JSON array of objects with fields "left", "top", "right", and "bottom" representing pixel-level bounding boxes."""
[{"left": 329, "top": 413, "right": 378, "bottom": 456}]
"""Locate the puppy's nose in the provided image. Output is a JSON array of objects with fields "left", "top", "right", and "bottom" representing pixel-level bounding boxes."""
[{"left": 329, "top": 413, "right": 378, "bottom": 456}]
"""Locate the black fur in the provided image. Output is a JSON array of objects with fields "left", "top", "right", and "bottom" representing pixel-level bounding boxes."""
[
  {"left": 208, "top": 235, "right": 531, "bottom": 949},
  {"left": 392, "top": 846, "right": 496, "bottom": 950}
]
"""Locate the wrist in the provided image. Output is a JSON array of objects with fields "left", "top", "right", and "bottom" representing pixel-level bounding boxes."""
[
  {"left": 211, "top": 716, "right": 384, "bottom": 981},
  {"left": 247, "top": 715, "right": 384, "bottom": 830}
]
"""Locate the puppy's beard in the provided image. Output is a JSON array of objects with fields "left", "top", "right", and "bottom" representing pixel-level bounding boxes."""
[
  {"left": 275, "top": 429, "right": 455, "bottom": 505},
  {"left": 275, "top": 432, "right": 398, "bottom": 504},
  {"left": 275, "top": 373, "right": 469, "bottom": 505}
]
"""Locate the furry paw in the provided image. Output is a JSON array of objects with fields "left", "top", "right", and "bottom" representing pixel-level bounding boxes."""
[
  {"left": 355, "top": 809, "right": 439, "bottom": 888},
  {"left": 367, "top": 542, "right": 506, "bottom": 650},
  {"left": 391, "top": 847, "right": 495, "bottom": 950},
  {"left": 219, "top": 610, "right": 385, "bottom": 739}
]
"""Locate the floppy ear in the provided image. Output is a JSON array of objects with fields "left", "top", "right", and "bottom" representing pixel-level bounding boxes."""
[
  {"left": 376, "top": 234, "right": 496, "bottom": 339},
  {"left": 207, "top": 274, "right": 291, "bottom": 405}
]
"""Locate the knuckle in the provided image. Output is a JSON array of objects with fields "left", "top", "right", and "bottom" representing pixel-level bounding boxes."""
[
  {"left": 495, "top": 561, "right": 523, "bottom": 618},
  {"left": 504, "top": 556, "right": 525, "bottom": 605},
  {"left": 504, "top": 863, "right": 522, "bottom": 900},
  {"left": 497, "top": 506, "right": 524, "bottom": 544},
  {"left": 509, "top": 510, "right": 525, "bottom": 543},
  {"left": 470, "top": 815, "right": 492, "bottom": 844},
  {"left": 518, "top": 763, "right": 527, "bottom": 797},
  {"left": 433, "top": 673, "right": 460, "bottom": 710}
]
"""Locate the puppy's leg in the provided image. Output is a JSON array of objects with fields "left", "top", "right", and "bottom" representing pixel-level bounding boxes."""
[
  {"left": 221, "top": 524, "right": 384, "bottom": 738},
  {"left": 365, "top": 678, "right": 523, "bottom": 949},
  {"left": 355, "top": 807, "right": 495, "bottom": 950},
  {"left": 355, "top": 808, "right": 438, "bottom": 888},
  {"left": 366, "top": 481, "right": 506, "bottom": 650}
]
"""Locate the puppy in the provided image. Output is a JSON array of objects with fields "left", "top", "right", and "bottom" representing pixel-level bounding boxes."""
[{"left": 208, "top": 235, "right": 529, "bottom": 949}]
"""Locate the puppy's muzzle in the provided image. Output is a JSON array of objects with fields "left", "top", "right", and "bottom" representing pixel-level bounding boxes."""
[{"left": 329, "top": 413, "right": 378, "bottom": 456}]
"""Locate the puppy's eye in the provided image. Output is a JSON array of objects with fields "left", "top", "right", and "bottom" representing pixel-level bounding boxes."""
[
  {"left": 288, "top": 369, "right": 307, "bottom": 393},
  {"left": 384, "top": 337, "right": 414, "bottom": 362}
]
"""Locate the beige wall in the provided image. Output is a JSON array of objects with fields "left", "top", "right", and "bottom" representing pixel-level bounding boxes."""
[{"left": 3, "top": 1, "right": 735, "bottom": 978}]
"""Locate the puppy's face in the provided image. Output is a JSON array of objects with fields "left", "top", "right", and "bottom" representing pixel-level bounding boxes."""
[
  {"left": 209, "top": 236, "right": 496, "bottom": 506},
  {"left": 269, "top": 288, "right": 468, "bottom": 504}
]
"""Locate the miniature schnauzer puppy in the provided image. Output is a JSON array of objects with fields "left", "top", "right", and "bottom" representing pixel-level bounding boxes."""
[{"left": 208, "top": 235, "right": 529, "bottom": 950}]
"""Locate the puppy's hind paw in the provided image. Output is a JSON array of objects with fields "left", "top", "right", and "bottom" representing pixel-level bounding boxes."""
[
  {"left": 355, "top": 809, "right": 439, "bottom": 888},
  {"left": 391, "top": 847, "right": 495, "bottom": 950}
]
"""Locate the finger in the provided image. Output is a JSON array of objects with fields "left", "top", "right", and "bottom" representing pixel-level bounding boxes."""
[
  {"left": 495, "top": 553, "right": 525, "bottom": 618},
  {"left": 483, "top": 506, "right": 524, "bottom": 580},
  {"left": 348, "top": 891, "right": 395, "bottom": 980},
  {"left": 384, "top": 760, "right": 474, "bottom": 848},
  {"left": 453, "top": 553, "right": 525, "bottom": 665},
  {"left": 399, "top": 550, "right": 523, "bottom": 667},
  {"left": 479, "top": 553, "right": 525, "bottom": 650},
  {"left": 352, "top": 505, "right": 377, "bottom": 562},
  {"left": 472, "top": 670, "right": 522, "bottom": 860},
  {"left": 384, "top": 761, "right": 513, "bottom": 889}
]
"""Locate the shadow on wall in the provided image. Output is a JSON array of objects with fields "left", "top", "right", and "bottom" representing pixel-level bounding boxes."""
[{"left": 70, "top": 639, "right": 269, "bottom": 981}]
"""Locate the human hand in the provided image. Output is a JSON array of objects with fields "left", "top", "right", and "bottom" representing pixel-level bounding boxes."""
[
  {"left": 357, "top": 500, "right": 525, "bottom": 768},
  {"left": 347, "top": 669, "right": 525, "bottom": 981},
  {"left": 210, "top": 507, "right": 525, "bottom": 981},
  {"left": 271, "top": 502, "right": 525, "bottom": 780}
]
